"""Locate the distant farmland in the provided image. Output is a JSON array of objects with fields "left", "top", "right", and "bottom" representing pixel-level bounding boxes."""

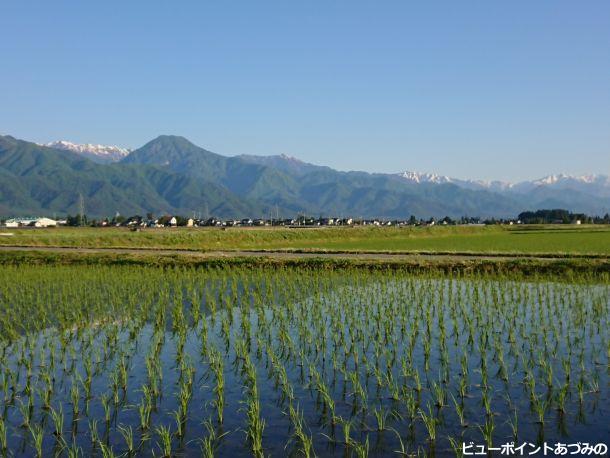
[{"left": 0, "top": 225, "right": 609, "bottom": 255}]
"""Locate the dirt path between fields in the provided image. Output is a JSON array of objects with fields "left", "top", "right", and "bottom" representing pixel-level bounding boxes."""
[{"left": 0, "top": 245, "right": 602, "bottom": 262}]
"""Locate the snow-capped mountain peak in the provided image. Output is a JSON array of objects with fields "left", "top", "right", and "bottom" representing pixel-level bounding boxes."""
[
  {"left": 531, "top": 173, "right": 608, "bottom": 186},
  {"left": 532, "top": 174, "right": 567, "bottom": 186},
  {"left": 398, "top": 171, "right": 453, "bottom": 184},
  {"left": 397, "top": 171, "right": 514, "bottom": 191},
  {"left": 397, "top": 170, "right": 610, "bottom": 196},
  {"left": 45, "top": 140, "right": 131, "bottom": 163}
]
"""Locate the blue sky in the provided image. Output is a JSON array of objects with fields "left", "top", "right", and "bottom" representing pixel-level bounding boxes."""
[{"left": 1, "top": 1, "right": 609, "bottom": 181}]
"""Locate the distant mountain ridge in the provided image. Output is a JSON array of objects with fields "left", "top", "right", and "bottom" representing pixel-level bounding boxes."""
[
  {"left": 1, "top": 133, "right": 608, "bottom": 218},
  {"left": 398, "top": 171, "right": 610, "bottom": 195},
  {"left": 44, "top": 140, "right": 131, "bottom": 163},
  {"left": 45, "top": 138, "right": 609, "bottom": 196},
  {"left": 237, "top": 153, "right": 333, "bottom": 176}
]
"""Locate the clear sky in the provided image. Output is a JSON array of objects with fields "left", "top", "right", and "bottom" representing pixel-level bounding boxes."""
[{"left": 1, "top": 1, "right": 609, "bottom": 181}]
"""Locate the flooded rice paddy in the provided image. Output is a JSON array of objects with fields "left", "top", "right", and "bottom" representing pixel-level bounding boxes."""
[{"left": 0, "top": 266, "right": 607, "bottom": 457}]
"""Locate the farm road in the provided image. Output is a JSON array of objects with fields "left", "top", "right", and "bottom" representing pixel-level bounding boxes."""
[{"left": 0, "top": 245, "right": 601, "bottom": 262}]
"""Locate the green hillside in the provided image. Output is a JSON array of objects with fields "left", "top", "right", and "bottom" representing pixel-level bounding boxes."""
[
  {"left": 0, "top": 135, "right": 263, "bottom": 217},
  {"left": 122, "top": 135, "right": 525, "bottom": 218},
  {"left": 2, "top": 134, "right": 609, "bottom": 218}
]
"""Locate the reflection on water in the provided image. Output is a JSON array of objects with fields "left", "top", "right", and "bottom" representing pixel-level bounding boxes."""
[{"left": 0, "top": 266, "right": 608, "bottom": 456}]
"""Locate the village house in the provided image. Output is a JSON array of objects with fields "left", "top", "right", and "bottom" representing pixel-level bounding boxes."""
[
  {"left": 4, "top": 217, "right": 57, "bottom": 228},
  {"left": 33, "top": 217, "right": 58, "bottom": 227}
]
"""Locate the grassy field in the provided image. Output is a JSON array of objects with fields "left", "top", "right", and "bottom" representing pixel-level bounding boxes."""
[
  {"left": 0, "top": 250, "right": 608, "bottom": 280},
  {"left": 1, "top": 224, "right": 609, "bottom": 255}
]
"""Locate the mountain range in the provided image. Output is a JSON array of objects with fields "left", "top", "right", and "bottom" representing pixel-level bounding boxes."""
[
  {"left": 1, "top": 133, "right": 608, "bottom": 219},
  {"left": 397, "top": 171, "right": 610, "bottom": 196},
  {"left": 43, "top": 140, "right": 131, "bottom": 163}
]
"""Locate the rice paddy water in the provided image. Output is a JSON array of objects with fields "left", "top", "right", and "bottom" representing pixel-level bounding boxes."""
[{"left": 0, "top": 265, "right": 607, "bottom": 456}]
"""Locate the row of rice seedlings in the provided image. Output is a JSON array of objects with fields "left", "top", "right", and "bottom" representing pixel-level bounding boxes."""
[{"left": 0, "top": 265, "right": 606, "bottom": 455}]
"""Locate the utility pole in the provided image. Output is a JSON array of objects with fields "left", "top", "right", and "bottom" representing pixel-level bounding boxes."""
[{"left": 79, "top": 193, "right": 85, "bottom": 226}]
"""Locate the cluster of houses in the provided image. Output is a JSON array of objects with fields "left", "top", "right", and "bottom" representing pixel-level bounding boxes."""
[
  {"left": 3, "top": 217, "right": 62, "bottom": 228},
  {"left": 119, "top": 216, "right": 400, "bottom": 228},
  {"left": 116, "top": 215, "right": 491, "bottom": 228},
  {"left": 1, "top": 215, "right": 459, "bottom": 228},
  {"left": 2, "top": 214, "right": 553, "bottom": 229},
  {"left": 2, "top": 211, "right": 603, "bottom": 229}
]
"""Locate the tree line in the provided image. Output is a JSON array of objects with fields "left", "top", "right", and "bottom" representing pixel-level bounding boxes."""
[{"left": 517, "top": 209, "right": 610, "bottom": 224}]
